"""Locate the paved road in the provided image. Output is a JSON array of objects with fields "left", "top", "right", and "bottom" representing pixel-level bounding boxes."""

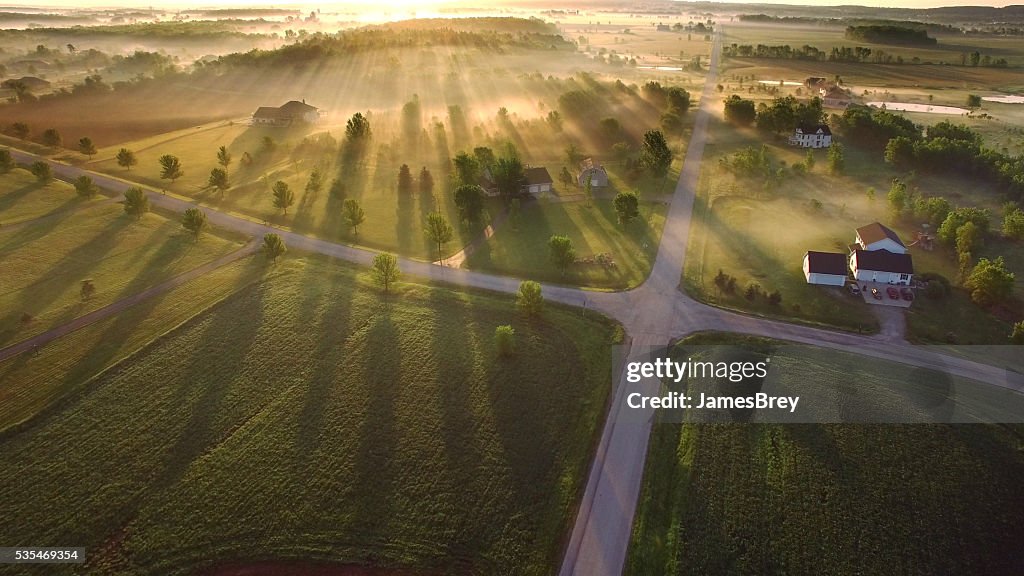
[{"left": 6, "top": 32, "right": 1024, "bottom": 575}]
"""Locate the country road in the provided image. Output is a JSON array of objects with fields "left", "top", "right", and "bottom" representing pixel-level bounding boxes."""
[{"left": 4, "top": 27, "right": 1024, "bottom": 575}]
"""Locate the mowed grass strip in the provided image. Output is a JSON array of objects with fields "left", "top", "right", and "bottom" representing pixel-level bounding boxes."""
[
  {"left": 0, "top": 167, "right": 101, "bottom": 225},
  {"left": 626, "top": 334, "right": 1024, "bottom": 576},
  {"left": 0, "top": 201, "right": 244, "bottom": 347},
  {"left": 0, "top": 256, "right": 619, "bottom": 575}
]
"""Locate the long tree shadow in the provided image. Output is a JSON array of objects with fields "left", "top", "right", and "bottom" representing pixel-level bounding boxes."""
[
  {"left": 294, "top": 258, "right": 355, "bottom": 469},
  {"left": 0, "top": 214, "right": 134, "bottom": 335},
  {"left": 0, "top": 180, "right": 44, "bottom": 214},
  {"left": 423, "top": 288, "right": 494, "bottom": 557},
  {"left": 344, "top": 308, "right": 400, "bottom": 558},
  {"left": 154, "top": 262, "right": 270, "bottom": 489}
]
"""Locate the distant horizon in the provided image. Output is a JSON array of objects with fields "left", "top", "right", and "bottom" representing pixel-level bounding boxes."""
[{"left": 0, "top": 0, "right": 1018, "bottom": 11}]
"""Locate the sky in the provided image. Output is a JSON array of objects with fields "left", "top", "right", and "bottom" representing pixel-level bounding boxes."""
[
  {"left": 0, "top": 0, "right": 1014, "bottom": 9},
  {"left": 702, "top": 0, "right": 1009, "bottom": 6}
]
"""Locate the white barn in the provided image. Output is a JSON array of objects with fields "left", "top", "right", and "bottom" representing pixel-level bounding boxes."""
[{"left": 803, "top": 251, "right": 848, "bottom": 286}]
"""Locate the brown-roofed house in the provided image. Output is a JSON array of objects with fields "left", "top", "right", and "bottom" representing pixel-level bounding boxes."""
[
  {"left": 855, "top": 222, "right": 907, "bottom": 254},
  {"left": 820, "top": 85, "right": 852, "bottom": 109},
  {"left": 252, "top": 100, "right": 321, "bottom": 127},
  {"left": 522, "top": 167, "right": 553, "bottom": 195}
]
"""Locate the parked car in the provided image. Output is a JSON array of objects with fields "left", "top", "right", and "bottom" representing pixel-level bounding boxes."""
[
  {"left": 847, "top": 283, "right": 861, "bottom": 296},
  {"left": 900, "top": 287, "right": 915, "bottom": 301},
  {"left": 871, "top": 287, "right": 882, "bottom": 300},
  {"left": 886, "top": 287, "right": 900, "bottom": 299}
]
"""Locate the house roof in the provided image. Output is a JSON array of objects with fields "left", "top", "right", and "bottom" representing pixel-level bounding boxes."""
[
  {"left": 805, "top": 251, "right": 848, "bottom": 275},
  {"left": 279, "top": 100, "right": 318, "bottom": 114},
  {"left": 524, "top": 167, "right": 553, "bottom": 186},
  {"left": 857, "top": 221, "right": 905, "bottom": 248},
  {"left": 580, "top": 157, "right": 607, "bottom": 172},
  {"left": 253, "top": 106, "right": 286, "bottom": 119},
  {"left": 854, "top": 249, "right": 914, "bottom": 274},
  {"left": 795, "top": 124, "right": 832, "bottom": 136},
  {"left": 822, "top": 86, "right": 849, "bottom": 98},
  {"left": 2, "top": 76, "right": 50, "bottom": 89}
]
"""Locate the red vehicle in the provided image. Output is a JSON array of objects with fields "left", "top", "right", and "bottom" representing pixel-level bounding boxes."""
[
  {"left": 900, "top": 287, "right": 915, "bottom": 301},
  {"left": 886, "top": 287, "right": 900, "bottom": 299}
]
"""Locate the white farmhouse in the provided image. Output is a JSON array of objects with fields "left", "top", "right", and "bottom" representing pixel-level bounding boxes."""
[
  {"left": 789, "top": 124, "right": 832, "bottom": 149},
  {"left": 853, "top": 222, "right": 907, "bottom": 254},
  {"left": 803, "top": 251, "right": 848, "bottom": 286}
]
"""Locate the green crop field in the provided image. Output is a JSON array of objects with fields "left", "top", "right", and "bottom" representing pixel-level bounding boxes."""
[
  {"left": 0, "top": 201, "right": 245, "bottom": 348},
  {"left": 0, "top": 167, "right": 102, "bottom": 225},
  {"left": 626, "top": 333, "right": 1024, "bottom": 576},
  {"left": 0, "top": 255, "right": 620, "bottom": 575}
]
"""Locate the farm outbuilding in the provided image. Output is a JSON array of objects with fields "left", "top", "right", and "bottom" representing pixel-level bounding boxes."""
[{"left": 803, "top": 251, "right": 848, "bottom": 286}]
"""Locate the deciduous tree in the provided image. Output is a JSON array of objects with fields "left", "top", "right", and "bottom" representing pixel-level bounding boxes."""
[
  {"left": 516, "top": 280, "right": 543, "bottom": 316},
  {"left": 208, "top": 168, "right": 230, "bottom": 197},
  {"left": 965, "top": 257, "right": 1014, "bottom": 306},
  {"left": 372, "top": 252, "right": 400, "bottom": 293},
  {"left": 116, "top": 148, "right": 137, "bottom": 170},
  {"left": 639, "top": 130, "right": 673, "bottom": 177},
  {"left": 452, "top": 152, "right": 480, "bottom": 186},
  {"left": 159, "top": 154, "right": 183, "bottom": 184},
  {"left": 272, "top": 181, "right": 294, "bottom": 214},
  {"left": 454, "top": 184, "right": 484, "bottom": 223},
  {"left": 181, "top": 207, "right": 208, "bottom": 241},
  {"left": 548, "top": 234, "right": 576, "bottom": 275},
  {"left": 10, "top": 122, "right": 29, "bottom": 140},
  {"left": 262, "top": 233, "right": 286, "bottom": 263},
  {"left": 78, "top": 137, "right": 97, "bottom": 160},
  {"left": 494, "top": 325, "right": 516, "bottom": 356},
  {"left": 29, "top": 161, "right": 51, "bottom": 182},
  {"left": 827, "top": 142, "right": 845, "bottom": 174},
  {"left": 73, "top": 175, "right": 98, "bottom": 198},
  {"left": 343, "top": 198, "right": 365, "bottom": 236},
  {"left": 0, "top": 149, "right": 13, "bottom": 173},
  {"left": 614, "top": 191, "right": 640, "bottom": 225},
  {"left": 425, "top": 212, "right": 454, "bottom": 260},
  {"left": 123, "top": 187, "right": 149, "bottom": 218},
  {"left": 41, "top": 128, "right": 61, "bottom": 149}
]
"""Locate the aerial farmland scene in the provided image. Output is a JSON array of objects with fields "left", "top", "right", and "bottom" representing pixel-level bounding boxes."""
[{"left": 0, "top": 0, "right": 1022, "bottom": 574}]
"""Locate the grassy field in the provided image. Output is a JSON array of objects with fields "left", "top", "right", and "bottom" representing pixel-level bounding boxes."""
[
  {"left": 0, "top": 201, "right": 245, "bottom": 347},
  {"left": 723, "top": 21, "right": 1024, "bottom": 69},
  {"left": 683, "top": 110, "right": 1021, "bottom": 340},
  {"left": 0, "top": 255, "right": 620, "bottom": 575},
  {"left": 0, "top": 167, "right": 102, "bottom": 225},
  {"left": 0, "top": 256, "right": 271, "bottom": 433},
  {"left": 83, "top": 87, "right": 690, "bottom": 271},
  {"left": 466, "top": 161, "right": 674, "bottom": 289},
  {"left": 626, "top": 333, "right": 1024, "bottom": 576}
]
